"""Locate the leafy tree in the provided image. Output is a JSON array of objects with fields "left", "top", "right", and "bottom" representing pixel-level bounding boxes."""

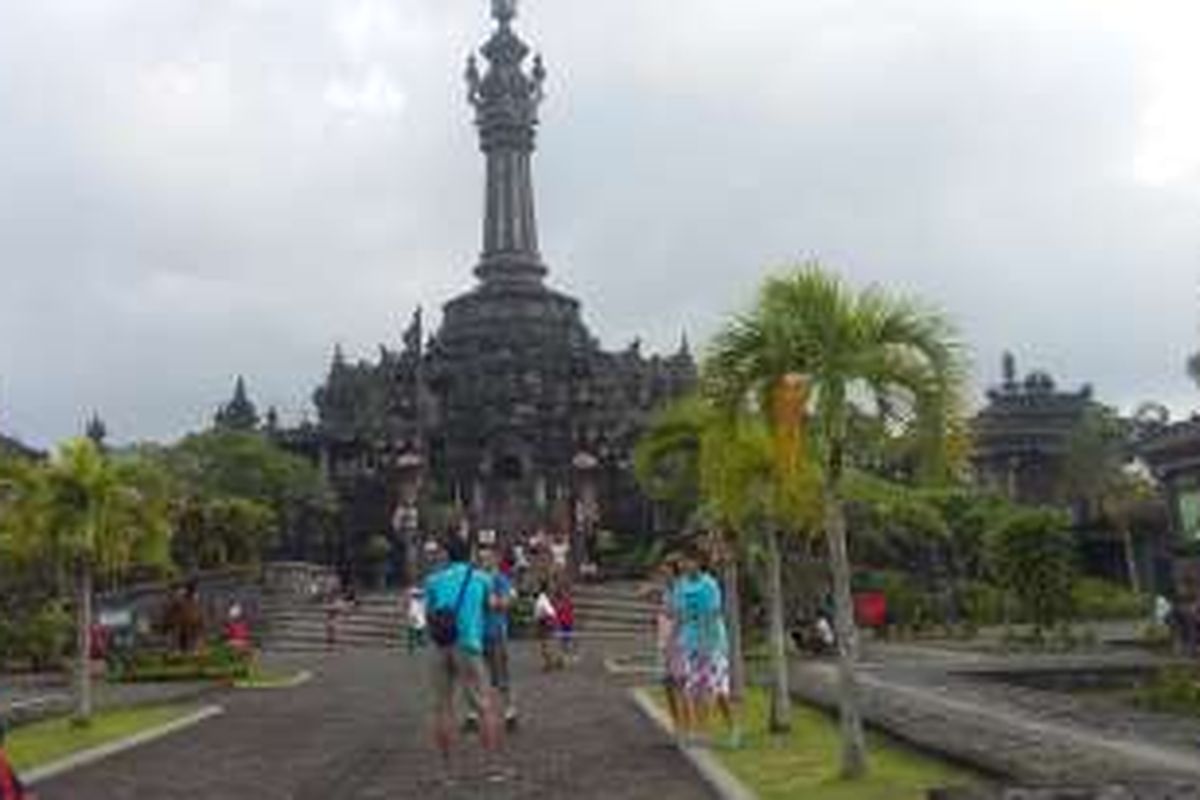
[
  {"left": 0, "top": 439, "right": 171, "bottom": 723},
  {"left": 987, "top": 508, "right": 1076, "bottom": 635},
  {"left": 707, "top": 265, "right": 966, "bottom": 778},
  {"left": 1061, "top": 405, "right": 1161, "bottom": 592},
  {"left": 172, "top": 496, "right": 277, "bottom": 570},
  {"left": 151, "top": 430, "right": 337, "bottom": 565}
]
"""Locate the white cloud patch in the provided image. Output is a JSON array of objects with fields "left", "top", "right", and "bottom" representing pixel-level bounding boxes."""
[{"left": 0, "top": 0, "right": 1198, "bottom": 445}]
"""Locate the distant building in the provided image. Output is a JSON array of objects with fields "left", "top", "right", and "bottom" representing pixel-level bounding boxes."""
[
  {"left": 971, "top": 352, "right": 1093, "bottom": 505},
  {"left": 280, "top": 3, "right": 695, "bottom": 573},
  {"left": 0, "top": 432, "right": 40, "bottom": 460}
]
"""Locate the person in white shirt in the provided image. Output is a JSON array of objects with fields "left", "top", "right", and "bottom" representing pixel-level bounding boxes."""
[{"left": 406, "top": 587, "right": 427, "bottom": 653}]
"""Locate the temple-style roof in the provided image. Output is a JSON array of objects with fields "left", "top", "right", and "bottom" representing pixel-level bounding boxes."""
[
  {"left": 973, "top": 353, "right": 1093, "bottom": 461},
  {"left": 0, "top": 432, "right": 41, "bottom": 460},
  {"left": 1137, "top": 416, "right": 1200, "bottom": 478}
]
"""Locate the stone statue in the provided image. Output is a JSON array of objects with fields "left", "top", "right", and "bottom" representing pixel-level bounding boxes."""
[{"left": 492, "top": 0, "right": 517, "bottom": 23}]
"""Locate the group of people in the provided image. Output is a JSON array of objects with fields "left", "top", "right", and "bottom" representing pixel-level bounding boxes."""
[{"left": 653, "top": 548, "right": 741, "bottom": 749}]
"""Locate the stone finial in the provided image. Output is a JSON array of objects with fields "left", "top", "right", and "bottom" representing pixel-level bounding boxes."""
[
  {"left": 86, "top": 413, "right": 107, "bottom": 447},
  {"left": 1002, "top": 351, "right": 1017, "bottom": 388},
  {"left": 492, "top": 0, "right": 518, "bottom": 24}
]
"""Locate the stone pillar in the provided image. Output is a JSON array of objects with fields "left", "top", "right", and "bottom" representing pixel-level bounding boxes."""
[
  {"left": 572, "top": 452, "right": 600, "bottom": 579},
  {"left": 391, "top": 453, "right": 424, "bottom": 588}
]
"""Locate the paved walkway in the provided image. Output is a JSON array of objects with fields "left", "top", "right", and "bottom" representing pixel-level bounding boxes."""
[{"left": 35, "top": 644, "right": 710, "bottom": 800}]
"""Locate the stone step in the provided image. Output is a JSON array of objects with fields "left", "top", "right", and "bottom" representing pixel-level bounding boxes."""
[{"left": 573, "top": 609, "right": 657, "bottom": 628}]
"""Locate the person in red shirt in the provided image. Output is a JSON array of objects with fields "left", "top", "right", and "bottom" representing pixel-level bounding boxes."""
[
  {"left": 224, "top": 604, "right": 252, "bottom": 656},
  {"left": 553, "top": 583, "right": 576, "bottom": 665},
  {"left": 0, "top": 721, "right": 34, "bottom": 800}
]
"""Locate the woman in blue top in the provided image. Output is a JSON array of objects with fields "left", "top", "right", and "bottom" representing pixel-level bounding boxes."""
[{"left": 673, "top": 547, "right": 740, "bottom": 748}]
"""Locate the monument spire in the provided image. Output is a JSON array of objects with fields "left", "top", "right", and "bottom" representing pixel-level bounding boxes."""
[{"left": 467, "top": 0, "right": 548, "bottom": 288}]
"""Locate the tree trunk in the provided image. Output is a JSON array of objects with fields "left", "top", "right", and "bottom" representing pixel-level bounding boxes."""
[
  {"left": 722, "top": 545, "right": 746, "bottom": 702},
  {"left": 1122, "top": 525, "right": 1141, "bottom": 595},
  {"left": 766, "top": 527, "right": 792, "bottom": 733},
  {"left": 75, "top": 563, "right": 94, "bottom": 725},
  {"left": 825, "top": 489, "right": 868, "bottom": 778}
]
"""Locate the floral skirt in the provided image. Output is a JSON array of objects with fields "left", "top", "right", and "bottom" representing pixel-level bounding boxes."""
[{"left": 683, "top": 650, "right": 730, "bottom": 698}]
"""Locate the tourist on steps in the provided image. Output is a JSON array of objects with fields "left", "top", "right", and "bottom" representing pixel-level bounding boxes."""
[{"left": 424, "top": 535, "right": 503, "bottom": 774}]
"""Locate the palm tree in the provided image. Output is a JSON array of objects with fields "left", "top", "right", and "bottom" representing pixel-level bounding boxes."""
[
  {"left": 0, "top": 439, "right": 171, "bottom": 723},
  {"left": 708, "top": 265, "right": 966, "bottom": 777}
]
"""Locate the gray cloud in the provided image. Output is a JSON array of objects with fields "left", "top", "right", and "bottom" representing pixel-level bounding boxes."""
[{"left": 1, "top": 0, "right": 1198, "bottom": 446}]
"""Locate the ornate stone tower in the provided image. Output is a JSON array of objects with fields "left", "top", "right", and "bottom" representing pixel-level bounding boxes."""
[
  {"left": 300, "top": 0, "right": 697, "bottom": 576},
  {"left": 429, "top": 0, "right": 593, "bottom": 532}
]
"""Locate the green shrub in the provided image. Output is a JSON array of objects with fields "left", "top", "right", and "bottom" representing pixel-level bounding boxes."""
[
  {"left": 109, "top": 641, "right": 252, "bottom": 683},
  {"left": 0, "top": 601, "right": 73, "bottom": 670},
  {"left": 1135, "top": 666, "right": 1200, "bottom": 716},
  {"left": 1073, "top": 577, "right": 1149, "bottom": 621},
  {"left": 986, "top": 508, "right": 1076, "bottom": 633},
  {"left": 959, "top": 581, "right": 1006, "bottom": 628}
]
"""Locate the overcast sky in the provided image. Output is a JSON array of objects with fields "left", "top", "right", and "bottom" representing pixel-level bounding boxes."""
[{"left": 2, "top": 0, "right": 1199, "bottom": 447}]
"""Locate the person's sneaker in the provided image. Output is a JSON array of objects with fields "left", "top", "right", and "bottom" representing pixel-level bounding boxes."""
[{"left": 504, "top": 708, "right": 519, "bottom": 730}]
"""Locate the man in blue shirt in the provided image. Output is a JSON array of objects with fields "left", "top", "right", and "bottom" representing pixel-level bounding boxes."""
[
  {"left": 424, "top": 535, "right": 498, "bottom": 760},
  {"left": 470, "top": 547, "right": 519, "bottom": 729}
]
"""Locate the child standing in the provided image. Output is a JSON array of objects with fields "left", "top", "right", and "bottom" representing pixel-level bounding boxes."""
[
  {"left": 406, "top": 586, "right": 428, "bottom": 653},
  {"left": 534, "top": 584, "right": 560, "bottom": 671},
  {"left": 554, "top": 583, "right": 576, "bottom": 665}
]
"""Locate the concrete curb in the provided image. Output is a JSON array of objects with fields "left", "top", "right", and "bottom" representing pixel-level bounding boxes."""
[
  {"left": 25, "top": 705, "right": 225, "bottom": 785},
  {"left": 629, "top": 688, "right": 757, "bottom": 800},
  {"left": 236, "top": 669, "right": 314, "bottom": 690}
]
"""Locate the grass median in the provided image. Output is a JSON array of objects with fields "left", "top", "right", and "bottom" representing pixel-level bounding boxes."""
[
  {"left": 8, "top": 704, "right": 204, "bottom": 773},
  {"left": 658, "top": 688, "right": 983, "bottom": 800}
]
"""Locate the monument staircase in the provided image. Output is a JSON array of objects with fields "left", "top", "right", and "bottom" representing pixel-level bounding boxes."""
[
  {"left": 573, "top": 581, "right": 658, "bottom": 648},
  {"left": 259, "top": 591, "right": 404, "bottom": 653},
  {"left": 257, "top": 578, "right": 660, "bottom": 653}
]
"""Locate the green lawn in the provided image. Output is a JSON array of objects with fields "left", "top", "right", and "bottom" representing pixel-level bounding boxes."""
[
  {"left": 8, "top": 705, "right": 201, "bottom": 772},
  {"left": 668, "top": 688, "right": 982, "bottom": 800}
]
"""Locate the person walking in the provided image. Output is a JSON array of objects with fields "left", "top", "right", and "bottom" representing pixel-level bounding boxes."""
[
  {"left": 533, "top": 583, "right": 560, "bottom": 671},
  {"left": 473, "top": 547, "right": 519, "bottom": 729},
  {"left": 424, "top": 535, "right": 503, "bottom": 775}
]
